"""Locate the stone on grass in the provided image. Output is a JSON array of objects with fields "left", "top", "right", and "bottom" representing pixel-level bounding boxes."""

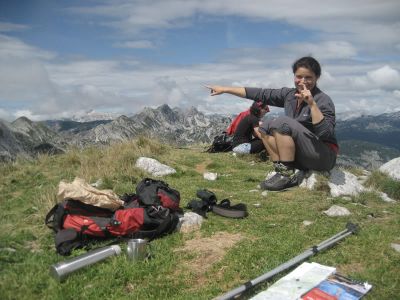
[
  {"left": 328, "top": 168, "right": 364, "bottom": 197},
  {"left": 379, "top": 157, "right": 400, "bottom": 181},
  {"left": 378, "top": 192, "right": 396, "bottom": 203},
  {"left": 0, "top": 247, "right": 16, "bottom": 253},
  {"left": 391, "top": 243, "right": 400, "bottom": 252},
  {"left": 177, "top": 212, "right": 203, "bottom": 233},
  {"left": 135, "top": 157, "right": 176, "bottom": 177},
  {"left": 299, "top": 171, "right": 318, "bottom": 190},
  {"left": 261, "top": 191, "right": 268, "bottom": 197},
  {"left": 203, "top": 172, "right": 218, "bottom": 181},
  {"left": 303, "top": 220, "right": 313, "bottom": 226},
  {"left": 323, "top": 205, "right": 351, "bottom": 217}
]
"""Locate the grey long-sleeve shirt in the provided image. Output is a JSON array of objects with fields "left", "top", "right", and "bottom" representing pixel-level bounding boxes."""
[{"left": 245, "top": 87, "right": 338, "bottom": 145}]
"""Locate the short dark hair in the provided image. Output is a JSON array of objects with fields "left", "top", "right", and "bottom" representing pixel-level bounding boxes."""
[
  {"left": 250, "top": 101, "right": 267, "bottom": 117},
  {"left": 292, "top": 56, "right": 321, "bottom": 78}
]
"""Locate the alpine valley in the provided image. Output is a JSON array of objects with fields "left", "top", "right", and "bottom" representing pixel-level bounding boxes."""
[{"left": 1, "top": 104, "right": 399, "bottom": 169}]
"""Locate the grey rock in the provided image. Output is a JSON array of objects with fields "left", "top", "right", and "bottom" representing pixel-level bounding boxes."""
[
  {"left": 299, "top": 171, "right": 318, "bottom": 190},
  {"left": 378, "top": 192, "right": 396, "bottom": 203},
  {"left": 203, "top": 172, "right": 218, "bottom": 181},
  {"left": 379, "top": 157, "right": 400, "bottom": 181},
  {"left": 328, "top": 168, "right": 365, "bottom": 197},
  {"left": 391, "top": 243, "right": 400, "bottom": 252},
  {"left": 323, "top": 205, "right": 351, "bottom": 217},
  {"left": 135, "top": 157, "right": 176, "bottom": 177},
  {"left": 177, "top": 212, "right": 203, "bottom": 233}
]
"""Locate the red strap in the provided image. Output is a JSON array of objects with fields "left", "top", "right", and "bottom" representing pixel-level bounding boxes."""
[
  {"left": 226, "top": 110, "right": 250, "bottom": 135},
  {"left": 325, "top": 142, "right": 339, "bottom": 155}
]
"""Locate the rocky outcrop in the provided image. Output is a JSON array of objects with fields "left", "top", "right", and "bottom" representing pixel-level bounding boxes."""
[
  {"left": 0, "top": 120, "right": 28, "bottom": 161},
  {"left": 63, "top": 105, "right": 231, "bottom": 146},
  {"left": 298, "top": 163, "right": 398, "bottom": 202},
  {"left": 379, "top": 157, "right": 400, "bottom": 181},
  {"left": 0, "top": 117, "right": 66, "bottom": 161}
]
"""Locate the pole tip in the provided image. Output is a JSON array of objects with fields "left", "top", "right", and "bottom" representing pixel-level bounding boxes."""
[{"left": 346, "top": 222, "right": 359, "bottom": 234}]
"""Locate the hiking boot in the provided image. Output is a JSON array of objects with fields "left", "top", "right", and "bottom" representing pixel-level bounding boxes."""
[
  {"left": 274, "top": 162, "right": 295, "bottom": 176},
  {"left": 260, "top": 172, "right": 281, "bottom": 188},
  {"left": 260, "top": 172, "right": 298, "bottom": 191}
]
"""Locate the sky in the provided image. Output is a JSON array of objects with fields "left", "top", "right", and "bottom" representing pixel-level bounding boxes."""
[{"left": 0, "top": 0, "right": 400, "bottom": 121}]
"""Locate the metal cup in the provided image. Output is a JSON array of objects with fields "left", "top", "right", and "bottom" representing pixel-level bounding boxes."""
[{"left": 126, "top": 239, "right": 149, "bottom": 261}]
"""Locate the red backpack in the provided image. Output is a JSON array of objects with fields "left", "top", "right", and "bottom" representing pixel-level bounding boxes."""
[{"left": 46, "top": 178, "right": 181, "bottom": 255}]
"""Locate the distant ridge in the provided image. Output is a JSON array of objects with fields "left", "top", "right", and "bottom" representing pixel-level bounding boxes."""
[{"left": 1, "top": 105, "right": 399, "bottom": 168}]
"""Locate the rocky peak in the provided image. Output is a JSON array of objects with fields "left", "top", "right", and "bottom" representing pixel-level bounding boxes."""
[
  {"left": 113, "top": 115, "right": 132, "bottom": 125},
  {"left": 185, "top": 106, "right": 200, "bottom": 116},
  {"left": 11, "top": 116, "right": 34, "bottom": 131}
]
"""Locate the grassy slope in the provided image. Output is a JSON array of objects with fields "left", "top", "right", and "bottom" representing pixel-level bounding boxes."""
[{"left": 0, "top": 138, "right": 399, "bottom": 299}]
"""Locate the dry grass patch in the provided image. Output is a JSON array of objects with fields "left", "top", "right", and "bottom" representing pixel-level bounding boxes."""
[
  {"left": 174, "top": 231, "right": 244, "bottom": 279},
  {"left": 195, "top": 158, "right": 214, "bottom": 174}
]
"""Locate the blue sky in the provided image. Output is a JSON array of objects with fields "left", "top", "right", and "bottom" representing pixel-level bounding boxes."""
[{"left": 1, "top": 0, "right": 400, "bottom": 121}]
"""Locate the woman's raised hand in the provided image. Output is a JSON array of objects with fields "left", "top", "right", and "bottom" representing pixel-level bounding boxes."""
[{"left": 295, "top": 82, "right": 314, "bottom": 106}]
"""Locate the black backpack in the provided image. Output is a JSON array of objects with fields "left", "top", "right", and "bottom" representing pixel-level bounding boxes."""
[
  {"left": 135, "top": 178, "right": 181, "bottom": 211},
  {"left": 206, "top": 132, "right": 233, "bottom": 153}
]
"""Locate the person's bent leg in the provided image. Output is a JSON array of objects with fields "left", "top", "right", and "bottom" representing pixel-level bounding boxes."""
[
  {"left": 273, "top": 132, "right": 295, "bottom": 162},
  {"left": 259, "top": 131, "right": 280, "bottom": 161},
  {"left": 268, "top": 117, "right": 336, "bottom": 172},
  {"left": 258, "top": 116, "right": 335, "bottom": 191}
]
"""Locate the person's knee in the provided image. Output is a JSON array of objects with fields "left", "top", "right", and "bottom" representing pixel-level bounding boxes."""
[{"left": 271, "top": 116, "right": 295, "bottom": 136}]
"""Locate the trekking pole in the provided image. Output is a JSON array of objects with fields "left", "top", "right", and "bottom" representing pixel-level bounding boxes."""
[{"left": 215, "top": 222, "right": 359, "bottom": 300}]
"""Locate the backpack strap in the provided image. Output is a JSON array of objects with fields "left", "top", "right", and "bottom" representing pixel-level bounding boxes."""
[
  {"left": 45, "top": 204, "right": 59, "bottom": 231},
  {"left": 45, "top": 202, "right": 68, "bottom": 232},
  {"left": 188, "top": 189, "right": 248, "bottom": 218},
  {"left": 131, "top": 209, "right": 179, "bottom": 241},
  {"left": 212, "top": 199, "right": 248, "bottom": 218},
  {"left": 55, "top": 228, "right": 83, "bottom": 256}
]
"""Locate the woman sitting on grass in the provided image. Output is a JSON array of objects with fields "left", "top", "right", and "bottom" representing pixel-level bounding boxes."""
[{"left": 206, "top": 56, "right": 338, "bottom": 191}]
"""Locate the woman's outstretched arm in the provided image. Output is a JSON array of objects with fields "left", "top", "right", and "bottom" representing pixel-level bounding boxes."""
[{"left": 204, "top": 85, "right": 246, "bottom": 98}]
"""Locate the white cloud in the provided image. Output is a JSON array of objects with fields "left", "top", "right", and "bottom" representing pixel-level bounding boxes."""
[
  {"left": 0, "top": 22, "right": 30, "bottom": 32},
  {"left": 69, "top": 0, "right": 400, "bottom": 52},
  {"left": 0, "top": 34, "right": 55, "bottom": 60},
  {"left": 0, "top": 108, "right": 13, "bottom": 121},
  {"left": 1, "top": 2, "right": 400, "bottom": 120},
  {"left": 113, "top": 40, "right": 155, "bottom": 49},
  {"left": 2, "top": 42, "right": 399, "bottom": 120},
  {"left": 14, "top": 110, "right": 36, "bottom": 120},
  {"left": 367, "top": 65, "right": 400, "bottom": 89}
]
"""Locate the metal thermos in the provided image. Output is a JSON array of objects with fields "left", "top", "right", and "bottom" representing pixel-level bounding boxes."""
[{"left": 50, "top": 245, "right": 121, "bottom": 281}]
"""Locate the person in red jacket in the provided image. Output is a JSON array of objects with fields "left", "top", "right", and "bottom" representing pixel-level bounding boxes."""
[{"left": 231, "top": 101, "right": 269, "bottom": 154}]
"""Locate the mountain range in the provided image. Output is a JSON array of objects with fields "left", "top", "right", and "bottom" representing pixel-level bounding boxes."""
[{"left": 1, "top": 105, "right": 399, "bottom": 169}]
